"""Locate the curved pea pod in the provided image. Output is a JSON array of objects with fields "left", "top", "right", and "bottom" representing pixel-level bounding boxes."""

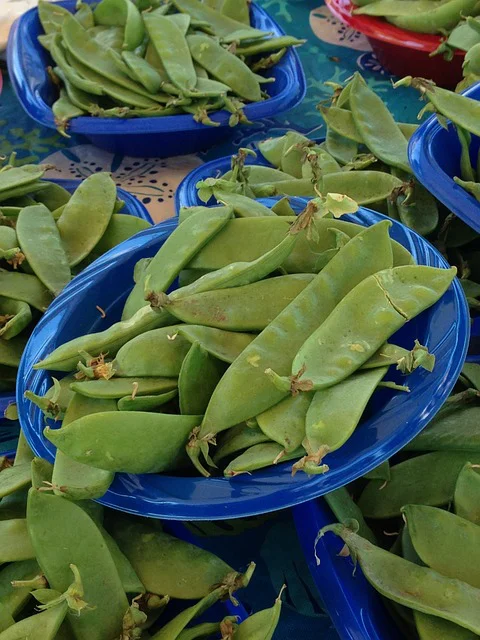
[
  {"left": 118, "top": 389, "right": 177, "bottom": 411},
  {"left": 111, "top": 516, "right": 233, "bottom": 599},
  {"left": 144, "top": 13, "right": 196, "bottom": 92},
  {"left": 0, "top": 463, "right": 31, "bottom": 499},
  {"left": 319, "top": 106, "right": 363, "bottom": 143},
  {"left": 389, "top": 0, "right": 478, "bottom": 34},
  {"left": 0, "top": 601, "right": 67, "bottom": 640},
  {"left": 357, "top": 452, "right": 480, "bottom": 519},
  {"left": 187, "top": 34, "right": 261, "bottom": 102},
  {"left": 14, "top": 430, "right": 35, "bottom": 467},
  {"left": 0, "top": 603, "right": 14, "bottom": 634},
  {"left": 318, "top": 523, "right": 480, "bottom": 634},
  {"left": 177, "top": 325, "right": 255, "bottom": 363},
  {"left": 51, "top": 394, "right": 116, "bottom": 501},
  {"left": 288, "top": 265, "right": 455, "bottom": 391},
  {"left": 257, "top": 135, "right": 288, "bottom": 167},
  {"left": 294, "top": 367, "right": 388, "bottom": 473},
  {"left": 363, "top": 460, "right": 390, "bottom": 481},
  {"left": 257, "top": 392, "right": 312, "bottom": 453},
  {"left": 362, "top": 341, "right": 434, "bottom": 373},
  {"left": 49, "top": 33, "right": 104, "bottom": 96},
  {"left": 122, "top": 206, "right": 233, "bottom": 321},
  {"left": 121, "top": 51, "right": 163, "bottom": 94},
  {"left": 179, "top": 343, "right": 221, "bottom": 415},
  {"left": 16, "top": 204, "right": 71, "bottom": 296},
  {"left": 27, "top": 489, "right": 128, "bottom": 640},
  {"left": 93, "top": 0, "right": 144, "bottom": 50},
  {"left": 321, "top": 171, "right": 403, "bottom": 205},
  {"left": 405, "top": 406, "right": 480, "bottom": 452},
  {"left": 0, "top": 334, "right": 27, "bottom": 368},
  {"left": 396, "top": 182, "right": 439, "bottom": 237},
  {"left": 224, "top": 443, "right": 304, "bottom": 476},
  {"left": 0, "top": 559, "right": 41, "bottom": 617},
  {"left": 325, "top": 128, "right": 358, "bottom": 165},
  {"left": 70, "top": 376, "right": 177, "bottom": 399},
  {"left": 52, "top": 89, "right": 84, "bottom": 136},
  {"left": 324, "top": 487, "right": 376, "bottom": 544},
  {"left": 113, "top": 325, "right": 190, "bottom": 377},
  {"left": 461, "top": 362, "right": 480, "bottom": 390},
  {"left": 99, "top": 526, "right": 145, "bottom": 595},
  {"left": 0, "top": 271, "right": 52, "bottom": 312},
  {"left": 0, "top": 519, "right": 35, "bottom": 562},
  {"left": 31, "top": 457, "right": 53, "bottom": 491},
  {"left": 271, "top": 197, "right": 295, "bottom": 216},
  {"left": 25, "top": 374, "right": 76, "bottom": 421},
  {"left": 34, "top": 304, "right": 175, "bottom": 372},
  {"left": 281, "top": 131, "right": 314, "bottom": 178},
  {"left": 38, "top": 0, "right": 71, "bottom": 34},
  {"left": 414, "top": 611, "right": 478, "bottom": 640},
  {"left": 213, "top": 423, "right": 271, "bottom": 465},
  {"left": 349, "top": 73, "right": 410, "bottom": 173},
  {"left": 213, "top": 190, "right": 276, "bottom": 217},
  {"left": 45, "top": 411, "right": 201, "bottom": 473},
  {"left": 165, "top": 275, "right": 314, "bottom": 332},
  {"left": 0, "top": 298, "right": 32, "bottom": 340},
  {"left": 34, "top": 181, "right": 71, "bottom": 211},
  {"left": 454, "top": 463, "right": 480, "bottom": 524},
  {"left": 57, "top": 173, "right": 116, "bottom": 267},
  {"left": 233, "top": 588, "right": 283, "bottom": 640},
  {"left": 177, "top": 619, "right": 238, "bottom": 640},
  {"left": 402, "top": 504, "right": 480, "bottom": 588},
  {"left": 189, "top": 221, "right": 395, "bottom": 475},
  {"left": 251, "top": 179, "right": 316, "bottom": 198}
]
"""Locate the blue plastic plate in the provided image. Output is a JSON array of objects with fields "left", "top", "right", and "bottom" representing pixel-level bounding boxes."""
[
  {"left": 293, "top": 499, "right": 401, "bottom": 640},
  {"left": 17, "top": 200, "right": 469, "bottom": 520},
  {"left": 7, "top": 0, "right": 306, "bottom": 158},
  {"left": 0, "top": 178, "right": 152, "bottom": 419}
]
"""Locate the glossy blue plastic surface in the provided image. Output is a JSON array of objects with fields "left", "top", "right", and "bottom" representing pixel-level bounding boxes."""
[
  {"left": 17, "top": 201, "right": 469, "bottom": 520},
  {"left": 0, "top": 178, "right": 152, "bottom": 418},
  {"left": 7, "top": 0, "right": 306, "bottom": 158},
  {"left": 293, "top": 499, "right": 402, "bottom": 640},
  {"left": 0, "top": 421, "right": 20, "bottom": 457}
]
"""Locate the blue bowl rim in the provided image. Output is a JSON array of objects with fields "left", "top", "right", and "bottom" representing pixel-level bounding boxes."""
[
  {"left": 7, "top": 0, "right": 307, "bottom": 135},
  {"left": 17, "top": 205, "right": 469, "bottom": 520}
]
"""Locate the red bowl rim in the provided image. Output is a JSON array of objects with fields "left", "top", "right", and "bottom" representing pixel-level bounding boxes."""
[{"left": 325, "top": 0, "right": 464, "bottom": 55}]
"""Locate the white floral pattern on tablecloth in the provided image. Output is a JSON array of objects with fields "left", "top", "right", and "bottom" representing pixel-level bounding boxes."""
[{"left": 309, "top": 5, "right": 371, "bottom": 51}]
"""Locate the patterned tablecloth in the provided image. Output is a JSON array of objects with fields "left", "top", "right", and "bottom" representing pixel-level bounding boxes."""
[{"left": 0, "top": 2, "right": 423, "bottom": 635}]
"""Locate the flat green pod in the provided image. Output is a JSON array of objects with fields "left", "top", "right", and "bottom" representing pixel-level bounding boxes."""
[
  {"left": 0, "top": 271, "right": 53, "bottom": 312},
  {"left": 117, "top": 390, "right": 177, "bottom": 411},
  {"left": 0, "top": 463, "right": 31, "bottom": 499},
  {"left": 405, "top": 406, "right": 480, "bottom": 452},
  {"left": 0, "top": 519, "right": 35, "bottom": 563},
  {"left": 177, "top": 325, "right": 255, "bottom": 363},
  {"left": 324, "top": 486, "right": 376, "bottom": 544},
  {"left": 0, "top": 298, "right": 32, "bottom": 340},
  {"left": 224, "top": 442, "right": 304, "bottom": 476},
  {"left": 31, "top": 457, "right": 53, "bottom": 490},
  {"left": 454, "top": 463, "right": 480, "bottom": 524},
  {"left": 414, "top": 611, "right": 478, "bottom": 640},
  {"left": 179, "top": 342, "right": 221, "bottom": 415},
  {"left": 257, "top": 392, "right": 312, "bottom": 453},
  {"left": 213, "top": 423, "right": 271, "bottom": 465},
  {"left": 0, "top": 559, "right": 41, "bottom": 617},
  {"left": 70, "top": 376, "right": 177, "bottom": 399},
  {"left": 0, "top": 601, "right": 67, "bottom": 640},
  {"left": 93, "top": 0, "right": 145, "bottom": 50},
  {"left": 234, "top": 590, "right": 283, "bottom": 640}
]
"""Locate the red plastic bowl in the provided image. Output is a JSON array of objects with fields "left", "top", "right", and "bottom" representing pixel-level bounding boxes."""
[{"left": 326, "top": 0, "right": 464, "bottom": 87}]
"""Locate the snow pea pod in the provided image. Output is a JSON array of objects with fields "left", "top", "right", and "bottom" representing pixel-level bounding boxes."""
[
  {"left": 34, "top": 181, "right": 70, "bottom": 211},
  {"left": 0, "top": 298, "right": 32, "bottom": 340},
  {"left": 49, "top": 34, "right": 103, "bottom": 96},
  {"left": 280, "top": 131, "right": 314, "bottom": 178},
  {"left": 396, "top": 181, "right": 439, "bottom": 237},
  {"left": 213, "top": 190, "right": 276, "bottom": 217},
  {"left": 287, "top": 265, "right": 455, "bottom": 391},
  {"left": 251, "top": 179, "right": 315, "bottom": 198},
  {"left": 93, "top": 0, "right": 144, "bottom": 51},
  {"left": 234, "top": 590, "right": 283, "bottom": 640},
  {"left": 164, "top": 274, "right": 314, "bottom": 331},
  {"left": 27, "top": 489, "right": 128, "bottom": 640},
  {"left": 38, "top": 0, "right": 71, "bottom": 34},
  {"left": 117, "top": 389, "right": 177, "bottom": 411},
  {"left": 0, "top": 604, "right": 13, "bottom": 634},
  {"left": 177, "top": 325, "right": 255, "bottom": 363},
  {"left": 113, "top": 325, "right": 190, "bottom": 377},
  {"left": 237, "top": 36, "right": 305, "bottom": 56},
  {"left": 403, "top": 504, "right": 480, "bottom": 588},
  {"left": 454, "top": 463, "right": 480, "bottom": 524},
  {"left": 122, "top": 206, "right": 232, "bottom": 320},
  {"left": 57, "top": 172, "right": 116, "bottom": 267},
  {"left": 414, "top": 612, "right": 477, "bottom": 640},
  {"left": 121, "top": 51, "right": 162, "bottom": 94},
  {"left": 0, "top": 334, "right": 28, "bottom": 368},
  {"left": 358, "top": 451, "right": 480, "bottom": 519},
  {"left": 256, "top": 392, "right": 312, "bottom": 453},
  {"left": 144, "top": 13, "right": 196, "bottom": 92},
  {"left": 224, "top": 443, "right": 303, "bottom": 476},
  {"left": 0, "top": 601, "right": 67, "bottom": 640},
  {"left": 45, "top": 412, "right": 201, "bottom": 473},
  {"left": 0, "top": 463, "right": 31, "bottom": 499},
  {"left": 321, "top": 171, "right": 403, "bottom": 205},
  {"left": 390, "top": 0, "right": 478, "bottom": 34},
  {"left": 257, "top": 135, "right": 289, "bottom": 167},
  {"left": 0, "top": 519, "right": 35, "bottom": 562},
  {"left": 324, "top": 486, "right": 376, "bottom": 544},
  {"left": 189, "top": 221, "right": 394, "bottom": 475},
  {"left": 0, "top": 166, "right": 47, "bottom": 195},
  {"left": 325, "top": 128, "right": 358, "bottom": 165},
  {"left": 0, "top": 559, "right": 40, "bottom": 617},
  {"left": 319, "top": 523, "right": 480, "bottom": 634},
  {"left": 52, "top": 89, "right": 84, "bottom": 135},
  {"left": 16, "top": 204, "right": 70, "bottom": 296},
  {"left": 213, "top": 423, "right": 270, "bottom": 465},
  {"left": 355, "top": 0, "right": 448, "bottom": 16},
  {"left": 31, "top": 457, "right": 53, "bottom": 491},
  {"left": 179, "top": 342, "right": 221, "bottom": 415},
  {"left": 88, "top": 24, "right": 124, "bottom": 51},
  {"left": 319, "top": 106, "right": 363, "bottom": 143},
  {"left": 177, "top": 620, "right": 236, "bottom": 640},
  {"left": 99, "top": 526, "right": 145, "bottom": 595},
  {"left": 111, "top": 515, "right": 233, "bottom": 599},
  {"left": 221, "top": 0, "right": 249, "bottom": 23},
  {"left": 71, "top": 377, "right": 177, "bottom": 399},
  {"left": 405, "top": 406, "right": 480, "bottom": 452}
]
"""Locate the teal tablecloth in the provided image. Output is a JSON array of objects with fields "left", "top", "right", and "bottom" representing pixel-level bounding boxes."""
[{"left": 0, "top": 2, "right": 424, "bottom": 635}]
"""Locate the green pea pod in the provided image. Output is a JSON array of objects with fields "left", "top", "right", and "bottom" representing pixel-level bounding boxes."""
[
  {"left": 31, "top": 457, "right": 53, "bottom": 491},
  {"left": 111, "top": 515, "right": 233, "bottom": 599},
  {"left": 113, "top": 325, "right": 190, "bottom": 377},
  {"left": 396, "top": 181, "right": 439, "bottom": 237},
  {"left": 213, "top": 190, "right": 276, "bottom": 217},
  {"left": 117, "top": 389, "right": 177, "bottom": 411},
  {"left": 319, "top": 106, "right": 363, "bottom": 143},
  {"left": 38, "top": 0, "right": 72, "bottom": 34},
  {"left": 57, "top": 172, "right": 116, "bottom": 267},
  {"left": 321, "top": 171, "right": 403, "bottom": 205},
  {"left": 354, "top": 0, "right": 453, "bottom": 16},
  {"left": 405, "top": 406, "right": 480, "bottom": 452},
  {"left": 51, "top": 394, "right": 116, "bottom": 501},
  {"left": 71, "top": 377, "right": 177, "bottom": 400},
  {"left": 165, "top": 274, "right": 314, "bottom": 332},
  {"left": 213, "top": 423, "right": 271, "bottom": 465},
  {"left": 358, "top": 451, "right": 480, "bottom": 519},
  {"left": 34, "top": 181, "right": 71, "bottom": 211},
  {"left": 257, "top": 392, "right": 312, "bottom": 453},
  {"left": 280, "top": 131, "right": 313, "bottom": 178},
  {"left": 251, "top": 179, "right": 315, "bottom": 198},
  {"left": 454, "top": 176, "right": 480, "bottom": 201},
  {"left": 99, "top": 526, "right": 145, "bottom": 595},
  {"left": 34, "top": 304, "right": 175, "bottom": 372},
  {"left": 45, "top": 412, "right": 202, "bottom": 473},
  {"left": 93, "top": 0, "right": 144, "bottom": 50},
  {"left": 319, "top": 523, "right": 480, "bottom": 634},
  {"left": 221, "top": 0, "right": 249, "bottom": 23},
  {"left": 224, "top": 443, "right": 303, "bottom": 476},
  {"left": 325, "top": 127, "right": 358, "bottom": 165},
  {"left": 75, "top": 2, "right": 95, "bottom": 29},
  {"left": 0, "top": 559, "right": 41, "bottom": 617},
  {"left": 0, "top": 603, "right": 14, "bottom": 634},
  {"left": 414, "top": 611, "right": 477, "bottom": 640},
  {"left": 362, "top": 459, "right": 390, "bottom": 481},
  {"left": 50, "top": 34, "right": 104, "bottom": 96},
  {"left": 237, "top": 35, "right": 305, "bottom": 56},
  {"left": 271, "top": 197, "right": 295, "bottom": 216},
  {"left": 144, "top": 13, "right": 196, "bottom": 92},
  {"left": 324, "top": 486, "right": 376, "bottom": 544},
  {"left": 454, "top": 463, "right": 480, "bottom": 524},
  {"left": 14, "top": 430, "right": 35, "bottom": 467},
  {"left": 187, "top": 34, "right": 261, "bottom": 102},
  {"left": 288, "top": 265, "right": 455, "bottom": 391},
  {"left": 189, "top": 220, "right": 395, "bottom": 475},
  {"left": 52, "top": 89, "right": 84, "bottom": 136},
  {"left": 0, "top": 519, "right": 35, "bottom": 562},
  {"left": 0, "top": 298, "right": 32, "bottom": 340},
  {"left": 27, "top": 489, "right": 128, "bottom": 640},
  {"left": 0, "top": 463, "right": 31, "bottom": 499},
  {"left": 177, "top": 325, "right": 255, "bottom": 363},
  {"left": 463, "top": 363, "right": 480, "bottom": 390},
  {"left": 257, "top": 135, "right": 288, "bottom": 167},
  {"left": 0, "top": 601, "right": 67, "bottom": 639},
  {"left": 389, "top": 0, "right": 478, "bottom": 34},
  {"left": 233, "top": 589, "right": 284, "bottom": 640},
  {"left": 0, "top": 334, "right": 27, "bottom": 368},
  {"left": 177, "top": 619, "right": 237, "bottom": 640},
  {"left": 179, "top": 342, "right": 222, "bottom": 415},
  {"left": 122, "top": 206, "right": 232, "bottom": 320},
  {"left": 88, "top": 24, "right": 124, "bottom": 51},
  {"left": 456, "top": 125, "right": 476, "bottom": 182},
  {"left": 121, "top": 51, "right": 163, "bottom": 94}
]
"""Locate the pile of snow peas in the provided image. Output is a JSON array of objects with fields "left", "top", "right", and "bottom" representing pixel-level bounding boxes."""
[
  {"left": 0, "top": 155, "right": 151, "bottom": 396},
  {"left": 37, "top": 0, "right": 304, "bottom": 135},
  {"left": 0, "top": 433, "right": 281, "bottom": 639},
  {"left": 320, "top": 361, "right": 480, "bottom": 638},
  {"left": 28, "top": 199, "right": 455, "bottom": 483}
]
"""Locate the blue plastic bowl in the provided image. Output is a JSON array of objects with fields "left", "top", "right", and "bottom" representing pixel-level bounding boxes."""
[
  {"left": 17, "top": 200, "right": 469, "bottom": 520},
  {"left": 0, "top": 178, "right": 152, "bottom": 419},
  {"left": 7, "top": 0, "right": 306, "bottom": 158},
  {"left": 293, "top": 499, "right": 402, "bottom": 640}
]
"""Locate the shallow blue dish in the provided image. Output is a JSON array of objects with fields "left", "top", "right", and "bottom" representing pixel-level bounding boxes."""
[
  {"left": 17, "top": 199, "right": 469, "bottom": 520},
  {"left": 293, "top": 499, "right": 402, "bottom": 640},
  {"left": 7, "top": 0, "right": 306, "bottom": 158},
  {"left": 0, "top": 178, "right": 152, "bottom": 419}
]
